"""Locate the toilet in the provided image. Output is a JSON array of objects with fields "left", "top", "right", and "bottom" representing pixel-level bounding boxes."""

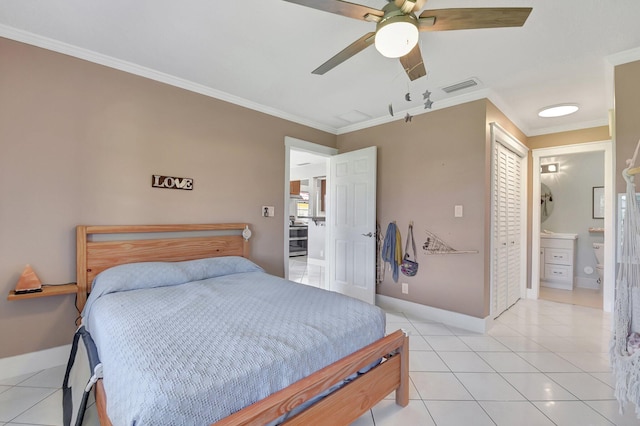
[{"left": 593, "top": 243, "right": 605, "bottom": 285}]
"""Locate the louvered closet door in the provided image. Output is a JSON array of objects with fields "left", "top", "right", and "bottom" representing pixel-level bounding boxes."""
[
  {"left": 493, "top": 144, "right": 509, "bottom": 314},
  {"left": 492, "top": 142, "right": 523, "bottom": 316},
  {"left": 506, "top": 149, "right": 522, "bottom": 307}
]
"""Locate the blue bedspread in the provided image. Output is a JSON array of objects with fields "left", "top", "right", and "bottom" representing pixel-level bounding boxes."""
[{"left": 81, "top": 257, "right": 385, "bottom": 425}]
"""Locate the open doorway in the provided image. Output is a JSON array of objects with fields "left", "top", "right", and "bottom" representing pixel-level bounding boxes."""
[
  {"left": 531, "top": 140, "right": 614, "bottom": 312},
  {"left": 538, "top": 151, "right": 604, "bottom": 309},
  {"left": 284, "top": 137, "right": 337, "bottom": 290},
  {"left": 284, "top": 139, "right": 378, "bottom": 304}
]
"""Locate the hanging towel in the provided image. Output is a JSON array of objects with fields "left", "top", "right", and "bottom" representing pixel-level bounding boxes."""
[
  {"left": 382, "top": 222, "right": 403, "bottom": 283},
  {"left": 395, "top": 226, "right": 403, "bottom": 267}
]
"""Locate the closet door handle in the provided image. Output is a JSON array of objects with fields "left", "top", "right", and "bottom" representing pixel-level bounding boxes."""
[{"left": 362, "top": 232, "right": 374, "bottom": 237}]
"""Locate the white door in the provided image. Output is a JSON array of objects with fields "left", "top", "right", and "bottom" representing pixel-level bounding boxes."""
[{"left": 328, "top": 146, "right": 377, "bottom": 304}]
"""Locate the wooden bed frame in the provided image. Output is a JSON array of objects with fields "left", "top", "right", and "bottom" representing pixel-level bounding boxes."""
[{"left": 76, "top": 224, "right": 409, "bottom": 425}]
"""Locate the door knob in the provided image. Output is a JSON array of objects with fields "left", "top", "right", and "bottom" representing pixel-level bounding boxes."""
[{"left": 361, "top": 232, "right": 374, "bottom": 237}]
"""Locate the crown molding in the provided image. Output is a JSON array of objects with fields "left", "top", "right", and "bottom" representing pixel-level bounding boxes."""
[
  {"left": 336, "top": 88, "right": 499, "bottom": 135},
  {"left": 2, "top": 24, "right": 523, "bottom": 137},
  {"left": 2, "top": 24, "right": 620, "bottom": 139},
  {"left": 606, "top": 46, "right": 640, "bottom": 66},
  {"left": 484, "top": 90, "right": 530, "bottom": 136},
  {"left": 0, "top": 25, "right": 338, "bottom": 135}
]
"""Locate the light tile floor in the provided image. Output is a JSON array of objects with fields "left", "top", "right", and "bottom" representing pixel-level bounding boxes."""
[
  {"left": 2, "top": 299, "right": 639, "bottom": 425},
  {"left": 288, "top": 255, "right": 325, "bottom": 288},
  {"left": 540, "top": 286, "right": 603, "bottom": 310}
]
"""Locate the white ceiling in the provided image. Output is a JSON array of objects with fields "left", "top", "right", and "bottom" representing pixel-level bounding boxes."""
[{"left": 1, "top": 0, "right": 640, "bottom": 136}]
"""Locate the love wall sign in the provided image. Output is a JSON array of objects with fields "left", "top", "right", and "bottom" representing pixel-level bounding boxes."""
[{"left": 152, "top": 175, "right": 194, "bottom": 190}]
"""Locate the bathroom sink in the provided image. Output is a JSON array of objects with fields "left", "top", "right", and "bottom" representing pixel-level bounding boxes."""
[{"left": 540, "top": 232, "right": 578, "bottom": 240}]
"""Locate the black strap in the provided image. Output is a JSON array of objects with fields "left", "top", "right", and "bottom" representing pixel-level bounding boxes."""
[
  {"left": 404, "top": 223, "right": 416, "bottom": 260},
  {"left": 63, "top": 326, "right": 102, "bottom": 426},
  {"left": 62, "top": 331, "right": 81, "bottom": 426}
]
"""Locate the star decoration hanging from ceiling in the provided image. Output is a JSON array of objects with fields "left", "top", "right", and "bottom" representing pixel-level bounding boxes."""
[
  {"left": 423, "top": 89, "right": 433, "bottom": 109},
  {"left": 387, "top": 86, "right": 434, "bottom": 122}
]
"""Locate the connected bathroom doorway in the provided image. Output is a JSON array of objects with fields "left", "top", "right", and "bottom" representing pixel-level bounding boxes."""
[{"left": 531, "top": 140, "right": 614, "bottom": 312}]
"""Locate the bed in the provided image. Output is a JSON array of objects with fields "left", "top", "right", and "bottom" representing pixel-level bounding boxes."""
[{"left": 64, "top": 223, "right": 409, "bottom": 425}]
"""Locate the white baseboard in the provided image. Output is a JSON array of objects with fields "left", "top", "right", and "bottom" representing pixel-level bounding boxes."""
[
  {"left": 540, "top": 280, "right": 573, "bottom": 291},
  {"left": 0, "top": 344, "right": 71, "bottom": 381},
  {"left": 576, "top": 277, "right": 600, "bottom": 290},
  {"left": 376, "top": 294, "right": 492, "bottom": 333}
]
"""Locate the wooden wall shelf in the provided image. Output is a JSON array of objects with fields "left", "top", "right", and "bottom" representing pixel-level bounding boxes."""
[{"left": 7, "top": 283, "right": 77, "bottom": 301}]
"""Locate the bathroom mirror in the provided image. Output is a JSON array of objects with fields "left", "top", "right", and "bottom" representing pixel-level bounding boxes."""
[{"left": 541, "top": 183, "right": 554, "bottom": 222}]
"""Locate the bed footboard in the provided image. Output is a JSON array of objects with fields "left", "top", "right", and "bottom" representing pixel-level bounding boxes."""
[
  {"left": 93, "top": 330, "right": 409, "bottom": 426},
  {"left": 216, "top": 329, "right": 409, "bottom": 425}
]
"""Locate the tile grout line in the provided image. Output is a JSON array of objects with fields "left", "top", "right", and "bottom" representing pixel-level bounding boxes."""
[{"left": 400, "top": 302, "right": 620, "bottom": 426}]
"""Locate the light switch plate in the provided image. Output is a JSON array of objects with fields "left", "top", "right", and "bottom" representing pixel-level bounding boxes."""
[
  {"left": 262, "top": 206, "right": 275, "bottom": 217},
  {"left": 454, "top": 205, "right": 463, "bottom": 218}
]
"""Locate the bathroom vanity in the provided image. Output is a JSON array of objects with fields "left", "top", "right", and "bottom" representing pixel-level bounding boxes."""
[{"left": 540, "top": 233, "right": 577, "bottom": 290}]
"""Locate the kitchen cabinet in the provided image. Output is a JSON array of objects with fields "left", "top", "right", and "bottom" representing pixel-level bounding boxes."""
[{"left": 290, "top": 180, "right": 301, "bottom": 195}]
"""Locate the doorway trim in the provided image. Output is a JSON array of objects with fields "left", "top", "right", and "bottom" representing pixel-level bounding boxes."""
[
  {"left": 530, "top": 140, "right": 614, "bottom": 312},
  {"left": 284, "top": 137, "right": 338, "bottom": 281}
]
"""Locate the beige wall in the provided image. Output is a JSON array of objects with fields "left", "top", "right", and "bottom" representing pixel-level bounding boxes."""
[
  {"left": 615, "top": 60, "right": 640, "bottom": 194},
  {"left": 338, "top": 100, "right": 525, "bottom": 319},
  {"left": 528, "top": 127, "right": 610, "bottom": 150},
  {"left": 0, "top": 38, "right": 336, "bottom": 358}
]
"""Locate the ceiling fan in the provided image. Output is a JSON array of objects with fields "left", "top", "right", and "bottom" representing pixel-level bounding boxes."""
[{"left": 284, "top": 0, "right": 532, "bottom": 81}]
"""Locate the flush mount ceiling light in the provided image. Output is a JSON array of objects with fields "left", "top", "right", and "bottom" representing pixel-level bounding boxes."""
[
  {"left": 538, "top": 104, "right": 579, "bottom": 118},
  {"left": 374, "top": 10, "right": 419, "bottom": 58}
]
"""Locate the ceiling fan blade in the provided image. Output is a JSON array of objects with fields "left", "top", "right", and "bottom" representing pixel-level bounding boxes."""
[
  {"left": 418, "top": 7, "right": 532, "bottom": 31},
  {"left": 399, "top": 44, "right": 426, "bottom": 81},
  {"left": 283, "top": 0, "right": 383, "bottom": 21},
  {"left": 312, "top": 32, "right": 376, "bottom": 75}
]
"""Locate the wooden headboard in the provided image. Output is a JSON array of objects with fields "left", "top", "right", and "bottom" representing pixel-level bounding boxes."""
[{"left": 76, "top": 224, "right": 251, "bottom": 313}]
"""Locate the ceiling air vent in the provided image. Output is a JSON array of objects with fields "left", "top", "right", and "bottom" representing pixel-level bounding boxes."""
[
  {"left": 337, "top": 110, "right": 371, "bottom": 124},
  {"left": 441, "top": 78, "right": 479, "bottom": 94}
]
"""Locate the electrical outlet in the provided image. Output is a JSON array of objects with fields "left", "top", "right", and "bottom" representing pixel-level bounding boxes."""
[
  {"left": 402, "top": 283, "right": 409, "bottom": 294},
  {"left": 262, "top": 206, "right": 275, "bottom": 217}
]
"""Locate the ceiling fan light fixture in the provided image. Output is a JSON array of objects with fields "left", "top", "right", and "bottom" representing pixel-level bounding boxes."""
[{"left": 375, "top": 14, "right": 419, "bottom": 58}]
